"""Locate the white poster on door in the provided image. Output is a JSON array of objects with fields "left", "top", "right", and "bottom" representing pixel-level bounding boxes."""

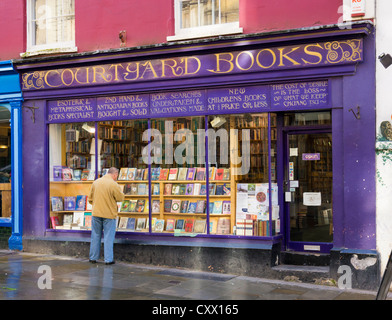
[{"left": 303, "top": 192, "right": 321, "bottom": 206}]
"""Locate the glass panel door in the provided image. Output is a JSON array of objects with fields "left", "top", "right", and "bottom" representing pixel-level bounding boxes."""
[{"left": 285, "top": 131, "right": 333, "bottom": 252}]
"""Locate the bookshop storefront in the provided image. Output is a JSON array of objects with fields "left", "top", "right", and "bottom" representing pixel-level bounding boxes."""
[{"left": 14, "top": 22, "right": 379, "bottom": 287}]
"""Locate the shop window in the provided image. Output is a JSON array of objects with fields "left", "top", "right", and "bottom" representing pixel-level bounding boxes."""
[
  {"left": 49, "top": 122, "right": 95, "bottom": 230},
  {"left": 0, "top": 107, "right": 11, "bottom": 219},
  {"left": 149, "top": 116, "right": 206, "bottom": 233},
  {"left": 208, "top": 113, "right": 279, "bottom": 237},
  {"left": 48, "top": 114, "right": 280, "bottom": 238},
  {"left": 25, "top": 0, "right": 76, "bottom": 57},
  {"left": 284, "top": 112, "right": 332, "bottom": 127},
  {"left": 168, "top": 0, "right": 242, "bottom": 41}
]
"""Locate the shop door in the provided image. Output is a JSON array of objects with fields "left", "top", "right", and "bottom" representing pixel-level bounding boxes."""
[{"left": 284, "top": 130, "right": 333, "bottom": 253}]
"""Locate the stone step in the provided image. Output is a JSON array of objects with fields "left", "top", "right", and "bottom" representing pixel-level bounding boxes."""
[{"left": 271, "top": 264, "right": 332, "bottom": 284}]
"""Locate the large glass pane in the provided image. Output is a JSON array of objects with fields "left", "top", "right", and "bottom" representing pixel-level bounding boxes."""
[
  {"left": 150, "top": 116, "right": 206, "bottom": 234},
  {"left": 49, "top": 122, "right": 95, "bottom": 230},
  {"left": 98, "top": 120, "right": 149, "bottom": 233},
  {"left": 231, "top": 113, "right": 279, "bottom": 237},
  {"left": 287, "top": 133, "right": 333, "bottom": 243},
  {"left": 180, "top": 0, "right": 239, "bottom": 28},
  {"left": 0, "top": 106, "right": 11, "bottom": 219}
]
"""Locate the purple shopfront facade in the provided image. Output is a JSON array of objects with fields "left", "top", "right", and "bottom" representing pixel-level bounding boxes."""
[{"left": 14, "top": 22, "right": 379, "bottom": 289}]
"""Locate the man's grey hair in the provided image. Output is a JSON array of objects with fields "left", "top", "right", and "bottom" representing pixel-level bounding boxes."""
[{"left": 108, "top": 167, "right": 119, "bottom": 175}]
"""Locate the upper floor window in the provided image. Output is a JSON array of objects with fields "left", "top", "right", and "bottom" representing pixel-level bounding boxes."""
[
  {"left": 24, "top": 0, "right": 76, "bottom": 57},
  {"left": 167, "top": 0, "right": 242, "bottom": 41}
]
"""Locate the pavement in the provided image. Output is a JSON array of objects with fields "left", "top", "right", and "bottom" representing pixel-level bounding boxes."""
[{"left": 0, "top": 249, "right": 388, "bottom": 302}]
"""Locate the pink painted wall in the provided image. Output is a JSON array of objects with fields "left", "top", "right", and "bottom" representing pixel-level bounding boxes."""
[
  {"left": 0, "top": 0, "right": 342, "bottom": 60},
  {"left": 0, "top": 0, "right": 25, "bottom": 60}
]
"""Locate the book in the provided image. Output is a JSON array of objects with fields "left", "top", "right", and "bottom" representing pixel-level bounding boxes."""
[
  {"left": 129, "top": 200, "right": 137, "bottom": 212},
  {"left": 151, "top": 167, "right": 161, "bottom": 180},
  {"left": 126, "top": 217, "right": 136, "bottom": 231},
  {"left": 171, "top": 184, "right": 180, "bottom": 195},
  {"left": 186, "top": 167, "right": 195, "bottom": 180},
  {"left": 154, "top": 219, "right": 165, "bottom": 232},
  {"left": 223, "top": 168, "right": 230, "bottom": 180},
  {"left": 185, "top": 183, "right": 194, "bottom": 195},
  {"left": 120, "top": 200, "right": 130, "bottom": 212},
  {"left": 50, "top": 216, "right": 60, "bottom": 229},
  {"left": 209, "top": 184, "right": 216, "bottom": 195},
  {"left": 179, "top": 184, "right": 186, "bottom": 195},
  {"left": 164, "top": 200, "right": 172, "bottom": 213},
  {"left": 159, "top": 168, "right": 169, "bottom": 180},
  {"left": 51, "top": 197, "right": 63, "bottom": 211},
  {"left": 73, "top": 169, "right": 81, "bottom": 181},
  {"left": 180, "top": 200, "right": 189, "bottom": 213},
  {"left": 152, "top": 200, "right": 160, "bottom": 213},
  {"left": 62, "top": 168, "right": 73, "bottom": 181},
  {"left": 119, "top": 167, "right": 128, "bottom": 180},
  {"left": 184, "top": 219, "right": 195, "bottom": 232},
  {"left": 212, "top": 200, "right": 223, "bottom": 214},
  {"left": 171, "top": 199, "right": 182, "bottom": 213},
  {"left": 187, "top": 202, "right": 197, "bottom": 213},
  {"left": 123, "top": 184, "right": 132, "bottom": 195},
  {"left": 175, "top": 219, "right": 185, "bottom": 230},
  {"left": 75, "top": 195, "right": 87, "bottom": 211},
  {"left": 209, "top": 167, "right": 216, "bottom": 180},
  {"left": 52, "top": 166, "right": 64, "bottom": 181},
  {"left": 73, "top": 211, "right": 85, "bottom": 227},
  {"left": 195, "top": 200, "right": 205, "bottom": 213},
  {"left": 84, "top": 212, "right": 92, "bottom": 229},
  {"left": 199, "top": 184, "right": 207, "bottom": 196},
  {"left": 137, "top": 183, "right": 147, "bottom": 195},
  {"left": 152, "top": 183, "right": 160, "bottom": 195},
  {"left": 193, "top": 183, "right": 201, "bottom": 195},
  {"left": 142, "top": 168, "right": 149, "bottom": 180},
  {"left": 135, "top": 199, "right": 146, "bottom": 212},
  {"left": 63, "top": 213, "right": 73, "bottom": 225},
  {"left": 135, "top": 168, "right": 143, "bottom": 180},
  {"left": 87, "top": 170, "right": 95, "bottom": 180},
  {"left": 64, "top": 197, "right": 76, "bottom": 211},
  {"left": 136, "top": 218, "right": 146, "bottom": 231},
  {"left": 164, "top": 183, "right": 172, "bottom": 195},
  {"left": 195, "top": 167, "right": 205, "bottom": 180},
  {"left": 118, "top": 217, "right": 129, "bottom": 229},
  {"left": 217, "top": 218, "right": 231, "bottom": 234},
  {"left": 215, "top": 168, "right": 224, "bottom": 180},
  {"left": 215, "top": 184, "right": 224, "bottom": 195},
  {"left": 81, "top": 169, "right": 89, "bottom": 181},
  {"left": 222, "top": 201, "right": 231, "bottom": 214},
  {"left": 168, "top": 168, "right": 178, "bottom": 180},
  {"left": 194, "top": 219, "right": 206, "bottom": 233},
  {"left": 177, "top": 168, "right": 188, "bottom": 181},
  {"left": 127, "top": 168, "right": 136, "bottom": 180},
  {"left": 166, "top": 219, "right": 175, "bottom": 231}
]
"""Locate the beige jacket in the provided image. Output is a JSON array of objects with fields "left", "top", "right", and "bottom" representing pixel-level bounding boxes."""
[{"left": 88, "top": 174, "right": 124, "bottom": 219}]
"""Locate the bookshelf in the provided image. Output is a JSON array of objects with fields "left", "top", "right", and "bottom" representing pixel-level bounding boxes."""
[{"left": 49, "top": 114, "right": 280, "bottom": 237}]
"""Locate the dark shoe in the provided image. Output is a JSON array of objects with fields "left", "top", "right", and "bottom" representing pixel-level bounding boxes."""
[
  {"left": 89, "top": 259, "right": 97, "bottom": 264},
  {"left": 105, "top": 261, "right": 115, "bottom": 265}
]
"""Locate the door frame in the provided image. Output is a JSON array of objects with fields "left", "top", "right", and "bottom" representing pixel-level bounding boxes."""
[{"left": 282, "top": 127, "right": 333, "bottom": 254}]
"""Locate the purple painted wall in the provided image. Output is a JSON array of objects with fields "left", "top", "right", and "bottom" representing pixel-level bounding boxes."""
[{"left": 23, "top": 99, "right": 47, "bottom": 237}]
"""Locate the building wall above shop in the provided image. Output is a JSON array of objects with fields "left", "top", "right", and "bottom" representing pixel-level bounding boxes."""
[{"left": 0, "top": 0, "right": 344, "bottom": 61}]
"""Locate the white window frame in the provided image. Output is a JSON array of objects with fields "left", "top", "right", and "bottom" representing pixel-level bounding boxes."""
[
  {"left": 167, "top": 0, "right": 242, "bottom": 42},
  {"left": 23, "top": 0, "right": 77, "bottom": 57}
]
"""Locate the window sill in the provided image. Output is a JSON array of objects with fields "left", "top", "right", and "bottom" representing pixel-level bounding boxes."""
[
  {"left": 167, "top": 23, "right": 243, "bottom": 42},
  {"left": 20, "top": 46, "right": 78, "bottom": 58}
]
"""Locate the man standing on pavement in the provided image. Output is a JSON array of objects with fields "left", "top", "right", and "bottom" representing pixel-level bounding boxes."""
[{"left": 88, "top": 167, "right": 124, "bottom": 265}]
